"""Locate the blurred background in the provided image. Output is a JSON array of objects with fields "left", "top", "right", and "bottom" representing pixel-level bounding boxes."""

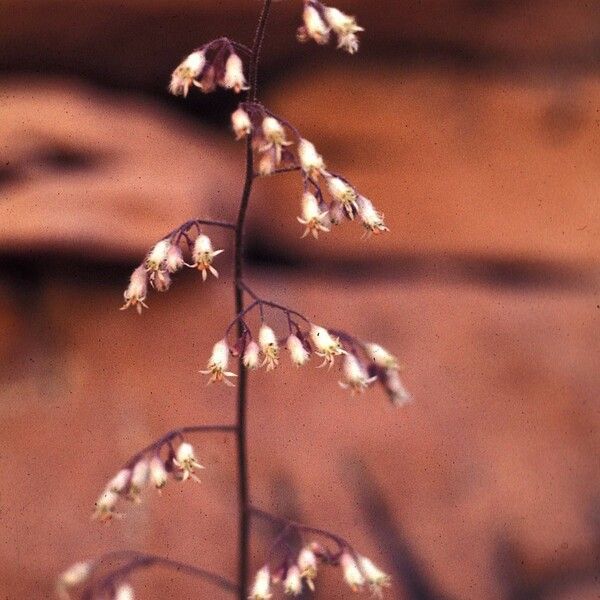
[{"left": 0, "top": 0, "right": 599, "bottom": 598}]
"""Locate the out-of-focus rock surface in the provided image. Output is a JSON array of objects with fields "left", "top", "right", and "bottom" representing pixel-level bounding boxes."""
[
  {"left": 0, "top": 78, "right": 239, "bottom": 258},
  {"left": 0, "top": 269, "right": 598, "bottom": 599},
  {"left": 248, "top": 66, "right": 600, "bottom": 266}
]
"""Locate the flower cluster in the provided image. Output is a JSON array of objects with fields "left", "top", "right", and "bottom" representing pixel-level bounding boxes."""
[
  {"left": 169, "top": 37, "right": 247, "bottom": 97},
  {"left": 250, "top": 544, "right": 390, "bottom": 598},
  {"left": 297, "top": 1, "right": 364, "bottom": 54},
  {"left": 57, "top": 560, "right": 135, "bottom": 600},
  {"left": 121, "top": 230, "right": 223, "bottom": 313},
  {"left": 92, "top": 441, "right": 204, "bottom": 521},
  {"left": 231, "top": 103, "right": 388, "bottom": 237}
]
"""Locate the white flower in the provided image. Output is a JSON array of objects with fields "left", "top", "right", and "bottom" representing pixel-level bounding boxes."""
[
  {"left": 191, "top": 234, "right": 224, "bottom": 281},
  {"left": 149, "top": 456, "right": 168, "bottom": 490},
  {"left": 357, "top": 196, "right": 388, "bottom": 235},
  {"left": 383, "top": 368, "right": 412, "bottom": 407},
  {"left": 114, "top": 583, "right": 135, "bottom": 600},
  {"left": 309, "top": 324, "right": 346, "bottom": 367},
  {"left": 366, "top": 343, "right": 398, "bottom": 370},
  {"left": 358, "top": 556, "right": 391, "bottom": 597},
  {"left": 260, "top": 116, "right": 292, "bottom": 165},
  {"left": 323, "top": 6, "right": 364, "bottom": 54},
  {"left": 232, "top": 107, "right": 252, "bottom": 140},
  {"left": 339, "top": 354, "right": 376, "bottom": 393},
  {"left": 297, "top": 547, "right": 318, "bottom": 591},
  {"left": 92, "top": 489, "right": 120, "bottom": 522},
  {"left": 201, "top": 339, "right": 237, "bottom": 385},
  {"left": 340, "top": 551, "right": 365, "bottom": 592},
  {"left": 303, "top": 5, "right": 330, "bottom": 44},
  {"left": 128, "top": 459, "right": 149, "bottom": 502},
  {"left": 249, "top": 566, "right": 272, "bottom": 600},
  {"left": 169, "top": 50, "right": 206, "bottom": 97},
  {"left": 326, "top": 175, "right": 358, "bottom": 218},
  {"left": 297, "top": 192, "right": 330, "bottom": 239},
  {"left": 173, "top": 442, "right": 204, "bottom": 482},
  {"left": 243, "top": 340, "right": 261, "bottom": 370},
  {"left": 146, "top": 239, "right": 170, "bottom": 271},
  {"left": 258, "top": 324, "right": 279, "bottom": 370},
  {"left": 121, "top": 266, "right": 148, "bottom": 314},
  {"left": 298, "top": 138, "right": 325, "bottom": 177},
  {"left": 284, "top": 565, "right": 302, "bottom": 596},
  {"left": 222, "top": 53, "right": 248, "bottom": 93},
  {"left": 287, "top": 334, "right": 310, "bottom": 366},
  {"left": 166, "top": 244, "right": 184, "bottom": 273},
  {"left": 107, "top": 468, "right": 131, "bottom": 494},
  {"left": 151, "top": 268, "right": 171, "bottom": 292},
  {"left": 57, "top": 561, "right": 92, "bottom": 599}
]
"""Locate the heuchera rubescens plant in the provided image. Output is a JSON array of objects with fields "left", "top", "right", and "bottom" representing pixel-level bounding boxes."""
[{"left": 59, "top": 2, "right": 411, "bottom": 599}]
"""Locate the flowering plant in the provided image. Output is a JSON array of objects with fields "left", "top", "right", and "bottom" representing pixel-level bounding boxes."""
[{"left": 59, "top": 2, "right": 410, "bottom": 598}]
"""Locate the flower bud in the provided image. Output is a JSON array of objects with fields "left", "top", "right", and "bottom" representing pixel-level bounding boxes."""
[
  {"left": 146, "top": 239, "right": 170, "bottom": 271},
  {"left": 92, "top": 488, "right": 120, "bottom": 522},
  {"left": 174, "top": 442, "right": 204, "bottom": 482},
  {"left": 114, "top": 582, "right": 135, "bottom": 600},
  {"left": 382, "top": 368, "right": 412, "bottom": 407},
  {"left": 58, "top": 561, "right": 91, "bottom": 592},
  {"left": 357, "top": 196, "right": 388, "bottom": 234},
  {"left": 297, "top": 546, "right": 318, "bottom": 591},
  {"left": 358, "top": 555, "right": 391, "bottom": 593},
  {"left": 222, "top": 53, "right": 248, "bottom": 93},
  {"left": 287, "top": 334, "right": 309, "bottom": 366},
  {"left": 243, "top": 340, "right": 261, "bottom": 370},
  {"left": 309, "top": 324, "right": 345, "bottom": 367},
  {"left": 323, "top": 7, "right": 364, "bottom": 54},
  {"left": 340, "top": 354, "right": 376, "bottom": 393},
  {"left": 258, "top": 152, "right": 276, "bottom": 176},
  {"left": 128, "top": 459, "right": 149, "bottom": 501},
  {"left": 231, "top": 107, "right": 252, "bottom": 140}
]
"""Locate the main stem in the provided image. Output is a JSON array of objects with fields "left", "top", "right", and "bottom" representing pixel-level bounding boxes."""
[{"left": 234, "top": 1, "right": 272, "bottom": 597}]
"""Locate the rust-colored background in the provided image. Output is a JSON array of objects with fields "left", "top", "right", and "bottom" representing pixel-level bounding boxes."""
[{"left": 0, "top": 1, "right": 599, "bottom": 599}]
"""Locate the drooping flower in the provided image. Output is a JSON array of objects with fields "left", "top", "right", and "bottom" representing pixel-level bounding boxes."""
[
  {"left": 258, "top": 324, "right": 280, "bottom": 370},
  {"left": 357, "top": 196, "right": 388, "bottom": 235},
  {"left": 326, "top": 175, "right": 358, "bottom": 218},
  {"left": 283, "top": 565, "right": 303, "bottom": 596},
  {"left": 145, "top": 239, "right": 170, "bottom": 272},
  {"left": 173, "top": 442, "right": 204, "bottom": 482},
  {"left": 169, "top": 50, "right": 206, "bottom": 97},
  {"left": 221, "top": 53, "right": 248, "bottom": 93},
  {"left": 92, "top": 489, "right": 121, "bottom": 522},
  {"left": 302, "top": 5, "right": 330, "bottom": 45},
  {"left": 339, "top": 354, "right": 377, "bottom": 393},
  {"left": 151, "top": 268, "right": 171, "bottom": 292},
  {"left": 243, "top": 340, "right": 261, "bottom": 370},
  {"left": 114, "top": 582, "right": 135, "bottom": 600},
  {"left": 309, "top": 324, "right": 346, "bottom": 367},
  {"left": 258, "top": 151, "right": 276, "bottom": 176},
  {"left": 298, "top": 138, "right": 325, "bottom": 178},
  {"left": 232, "top": 107, "right": 252, "bottom": 140},
  {"left": 381, "top": 368, "right": 412, "bottom": 407},
  {"left": 201, "top": 339, "right": 237, "bottom": 385},
  {"left": 149, "top": 455, "right": 168, "bottom": 490},
  {"left": 323, "top": 6, "right": 364, "bottom": 54},
  {"left": 57, "top": 561, "right": 92, "bottom": 600},
  {"left": 191, "top": 234, "right": 224, "bottom": 281},
  {"left": 128, "top": 458, "right": 149, "bottom": 502},
  {"left": 297, "top": 192, "right": 330, "bottom": 239},
  {"left": 166, "top": 244, "right": 184, "bottom": 273},
  {"left": 340, "top": 551, "right": 365, "bottom": 592},
  {"left": 366, "top": 343, "right": 399, "bottom": 370},
  {"left": 106, "top": 468, "right": 131, "bottom": 494},
  {"left": 249, "top": 566, "right": 272, "bottom": 600},
  {"left": 121, "top": 266, "right": 148, "bottom": 314},
  {"left": 260, "top": 116, "right": 292, "bottom": 165},
  {"left": 358, "top": 555, "right": 391, "bottom": 597},
  {"left": 287, "top": 334, "right": 310, "bottom": 366},
  {"left": 297, "top": 546, "right": 318, "bottom": 591}
]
